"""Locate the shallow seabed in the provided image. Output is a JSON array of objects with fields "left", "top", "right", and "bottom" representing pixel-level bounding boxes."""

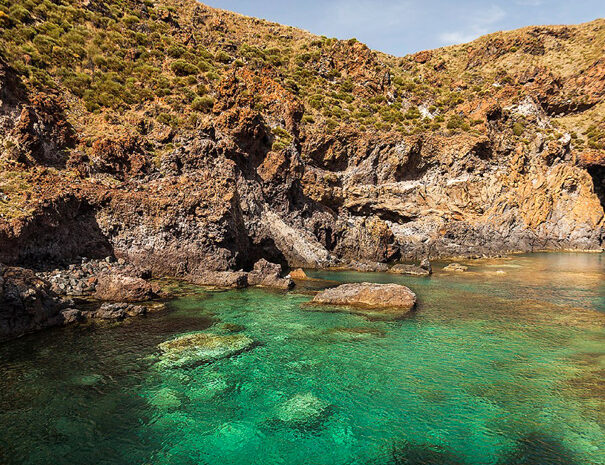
[{"left": 1, "top": 253, "right": 604, "bottom": 465}]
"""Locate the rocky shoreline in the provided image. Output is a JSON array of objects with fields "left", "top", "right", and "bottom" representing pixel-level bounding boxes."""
[
  {"left": 0, "top": 251, "right": 440, "bottom": 342},
  {"left": 2, "top": 247, "right": 603, "bottom": 342}
]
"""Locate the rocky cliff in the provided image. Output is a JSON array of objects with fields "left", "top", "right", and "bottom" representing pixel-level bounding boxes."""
[{"left": 0, "top": 0, "right": 603, "bottom": 278}]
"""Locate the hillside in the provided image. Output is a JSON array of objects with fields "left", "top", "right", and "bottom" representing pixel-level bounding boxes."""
[{"left": 0, "top": 0, "right": 603, "bottom": 275}]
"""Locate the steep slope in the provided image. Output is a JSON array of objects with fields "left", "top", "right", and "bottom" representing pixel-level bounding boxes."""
[{"left": 0, "top": 0, "right": 603, "bottom": 275}]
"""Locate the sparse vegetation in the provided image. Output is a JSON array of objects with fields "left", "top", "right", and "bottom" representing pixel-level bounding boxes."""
[{"left": 271, "top": 127, "right": 293, "bottom": 151}]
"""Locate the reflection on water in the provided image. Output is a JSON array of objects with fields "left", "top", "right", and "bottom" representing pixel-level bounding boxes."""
[{"left": 0, "top": 253, "right": 604, "bottom": 465}]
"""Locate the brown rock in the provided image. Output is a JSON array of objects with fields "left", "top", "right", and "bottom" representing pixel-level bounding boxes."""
[
  {"left": 94, "top": 274, "right": 158, "bottom": 302},
  {"left": 389, "top": 264, "right": 430, "bottom": 276},
  {"left": 351, "top": 262, "right": 389, "bottom": 272},
  {"left": 248, "top": 259, "right": 294, "bottom": 290},
  {"left": 0, "top": 264, "right": 67, "bottom": 341},
  {"left": 290, "top": 268, "right": 308, "bottom": 280},
  {"left": 188, "top": 271, "right": 249, "bottom": 288},
  {"left": 443, "top": 263, "right": 468, "bottom": 272},
  {"left": 88, "top": 302, "right": 147, "bottom": 320},
  {"left": 309, "top": 282, "right": 416, "bottom": 319}
]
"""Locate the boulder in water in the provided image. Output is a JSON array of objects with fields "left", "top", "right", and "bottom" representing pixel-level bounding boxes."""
[
  {"left": 350, "top": 261, "right": 389, "bottom": 272},
  {"left": 309, "top": 283, "right": 416, "bottom": 319}
]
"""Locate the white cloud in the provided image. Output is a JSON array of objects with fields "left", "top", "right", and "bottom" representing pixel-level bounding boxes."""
[
  {"left": 438, "top": 4, "right": 506, "bottom": 45},
  {"left": 440, "top": 31, "right": 484, "bottom": 44},
  {"left": 324, "top": 0, "right": 416, "bottom": 33}
]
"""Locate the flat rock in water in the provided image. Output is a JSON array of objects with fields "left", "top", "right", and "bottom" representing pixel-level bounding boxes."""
[
  {"left": 309, "top": 283, "right": 416, "bottom": 319},
  {"left": 350, "top": 262, "right": 389, "bottom": 272},
  {"left": 443, "top": 263, "right": 468, "bottom": 272},
  {"left": 389, "top": 264, "right": 430, "bottom": 276},
  {"left": 157, "top": 332, "right": 255, "bottom": 368}
]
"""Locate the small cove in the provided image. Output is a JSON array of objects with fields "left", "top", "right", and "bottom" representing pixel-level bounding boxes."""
[{"left": 1, "top": 253, "right": 604, "bottom": 465}]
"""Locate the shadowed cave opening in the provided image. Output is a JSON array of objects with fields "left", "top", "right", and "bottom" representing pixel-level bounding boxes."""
[{"left": 587, "top": 165, "right": 605, "bottom": 217}]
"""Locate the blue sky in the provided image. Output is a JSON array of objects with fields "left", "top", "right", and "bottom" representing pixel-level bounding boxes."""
[{"left": 202, "top": 0, "right": 604, "bottom": 56}]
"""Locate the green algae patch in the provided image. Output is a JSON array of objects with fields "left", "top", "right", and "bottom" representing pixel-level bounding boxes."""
[{"left": 157, "top": 332, "right": 255, "bottom": 368}]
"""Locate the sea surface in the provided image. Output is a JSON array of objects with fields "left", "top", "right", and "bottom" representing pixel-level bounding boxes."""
[{"left": 1, "top": 253, "right": 604, "bottom": 465}]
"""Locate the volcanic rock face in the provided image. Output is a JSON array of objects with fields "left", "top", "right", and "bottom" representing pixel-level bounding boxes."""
[{"left": 0, "top": 2, "right": 603, "bottom": 287}]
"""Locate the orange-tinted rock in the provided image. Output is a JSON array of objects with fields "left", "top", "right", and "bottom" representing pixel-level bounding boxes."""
[
  {"left": 290, "top": 268, "right": 308, "bottom": 280},
  {"left": 310, "top": 283, "right": 417, "bottom": 319}
]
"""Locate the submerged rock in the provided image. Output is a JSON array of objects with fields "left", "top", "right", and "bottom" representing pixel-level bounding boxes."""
[
  {"left": 149, "top": 387, "right": 182, "bottom": 410},
  {"left": 325, "top": 326, "right": 386, "bottom": 340},
  {"left": 71, "top": 373, "right": 104, "bottom": 386},
  {"left": 217, "top": 322, "right": 246, "bottom": 333},
  {"left": 309, "top": 283, "right": 416, "bottom": 319},
  {"left": 275, "top": 393, "right": 331, "bottom": 427},
  {"left": 88, "top": 302, "right": 147, "bottom": 320},
  {"left": 157, "top": 332, "right": 255, "bottom": 368},
  {"left": 443, "top": 263, "right": 468, "bottom": 272},
  {"left": 187, "top": 372, "right": 232, "bottom": 401}
]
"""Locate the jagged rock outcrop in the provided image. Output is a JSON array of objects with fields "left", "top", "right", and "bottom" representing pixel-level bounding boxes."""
[
  {"left": 0, "top": 263, "right": 69, "bottom": 341},
  {"left": 247, "top": 259, "right": 294, "bottom": 290}
]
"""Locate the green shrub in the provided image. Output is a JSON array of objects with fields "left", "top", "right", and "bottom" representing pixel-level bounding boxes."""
[
  {"left": 191, "top": 95, "right": 214, "bottom": 112},
  {"left": 271, "top": 127, "right": 293, "bottom": 151},
  {"left": 512, "top": 121, "right": 525, "bottom": 136},
  {"left": 446, "top": 114, "right": 469, "bottom": 130},
  {"left": 167, "top": 45, "right": 186, "bottom": 58},
  {"left": 171, "top": 59, "right": 199, "bottom": 76},
  {"left": 214, "top": 50, "right": 231, "bottom": 64},
  {"left": 404, "top": 107, "right": 421, "bottom": 120},
  {"left": 9, "top": 5, "right": 30, "bottom": 22}
]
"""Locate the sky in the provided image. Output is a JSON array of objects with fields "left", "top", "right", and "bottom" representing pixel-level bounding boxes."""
[{"left": 202, "top": 0, "right": 604, "bottom": 56}]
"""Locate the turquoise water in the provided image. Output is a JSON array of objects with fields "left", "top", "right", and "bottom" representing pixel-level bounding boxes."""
[{"left": 1, "top": 253, "right": 604, "bottom": 465}]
